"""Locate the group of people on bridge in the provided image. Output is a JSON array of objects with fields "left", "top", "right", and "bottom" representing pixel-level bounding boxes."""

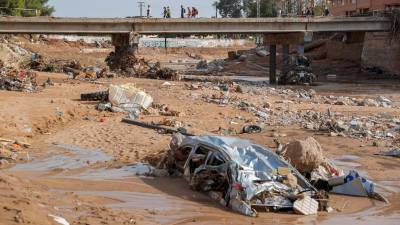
[
  {"left": 181, "top": 5, "right": 199, "bottom": 18},
  {"left": 145, "top": 5, "right": 199, "bottom": 18}
]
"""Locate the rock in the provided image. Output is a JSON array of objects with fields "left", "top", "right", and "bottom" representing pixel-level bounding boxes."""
[{"left": 281, "top": 137, "right": 325, "bottom": 173}]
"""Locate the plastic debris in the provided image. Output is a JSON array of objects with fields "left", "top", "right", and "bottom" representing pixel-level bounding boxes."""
[
  {"left": 109, "top": 83, "right": 153, "bottom": 113},
  {"left": 331, "top": 170, "right": 374, "bottom": 197}
]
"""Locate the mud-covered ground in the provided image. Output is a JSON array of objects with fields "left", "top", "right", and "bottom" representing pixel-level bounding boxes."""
[{"left": 0, "top": 38, "right": 399, "bottom": 225}]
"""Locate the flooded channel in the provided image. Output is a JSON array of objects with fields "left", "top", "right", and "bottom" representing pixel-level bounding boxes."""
[{"left": 7, "top": 144, "right": 400, "bottom": 225}]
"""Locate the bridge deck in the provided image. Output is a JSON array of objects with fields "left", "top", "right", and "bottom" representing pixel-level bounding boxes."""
[{"left": 0, "top": 17, "right": 391, "bottom": 34}]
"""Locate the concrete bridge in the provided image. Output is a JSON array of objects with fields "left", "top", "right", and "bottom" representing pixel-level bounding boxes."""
[
  {"left": 0, "top": 16, "right": 391, "bottom": 34},
  {"left": 0, "top": 16, "right": 392, "bottom": 83}
]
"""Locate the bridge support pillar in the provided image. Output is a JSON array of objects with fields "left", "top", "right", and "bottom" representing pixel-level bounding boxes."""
[
  {"left": 264, "top": 33, "right": 304, "bottom": 85},
  {"left": 282, "top": 44, "right": 290, "bottom": 77},
  {"left": 345, "top": 31, "right": 366, "bottom": 43},
  {"left": 269, "top": 45, "right": 277, "bottom": 84},
  {"left": 107, "top": 32, "right": 140, "bottom": 71}
]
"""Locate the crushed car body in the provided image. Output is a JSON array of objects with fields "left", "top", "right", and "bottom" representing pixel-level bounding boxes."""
[{"left": 165, "top": 134, "right": 318, "bottom": 216}]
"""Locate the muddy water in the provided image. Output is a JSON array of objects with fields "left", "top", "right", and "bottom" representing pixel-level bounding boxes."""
[{"left": 8, "top": 145, "right": 400, "bottom": 225}]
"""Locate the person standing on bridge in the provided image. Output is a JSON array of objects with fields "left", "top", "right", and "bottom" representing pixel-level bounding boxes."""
[
  {"left": 147, "top": 5, "right": 151, "bottom": 18},
  {"left": 166, "top": 6, "right": 171, "bottom": 18},
  {"left": 192, "top": 7, "right": 198, "bottom": 18},
  {"left": 163, "top": 7, "right": 167, "bottom": 18},
  {"left": 181, "top": 5, "right": 186, "bottom": 18},
  {"left": 187, "top": 7, "right": 192, "bottom": 18}
]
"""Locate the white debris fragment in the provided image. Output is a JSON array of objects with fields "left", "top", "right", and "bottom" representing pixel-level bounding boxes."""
[
  {"left": 48, "top": 214, "right": 70, "bottom": 225},
  {"left": 293, "top": 196, "right": 319, "bottom": 215}
]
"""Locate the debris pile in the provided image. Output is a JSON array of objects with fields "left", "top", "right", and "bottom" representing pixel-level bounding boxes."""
[
  {"left": 162, "top": 134, "right": 320, "bottom": 217},
  {"left": 199, "top": 82, "right": 399, "bottom": 142},
  {"left": 161, "top": 135, "right": 386, "bottom": 217},
  {"left": 280, "top": 137, "right": 386, "bottom": 202},
  {"left": 0, "top": 137, "right": 30, "bottom": 167},
  {"left": 106, "top": 50, "right": 180, "bottom": 80},
  {"left": 0, "top": 67, "right": 38, "bottom": 92},
  {"left": 196, "top": 59, "right": 225, "bottom": 72},
  {"left": 279, "top": 55, "right": 317, "bottom": 85}
]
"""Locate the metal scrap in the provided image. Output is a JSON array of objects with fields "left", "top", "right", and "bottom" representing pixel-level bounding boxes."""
[{"left": 162, "top": 134, "right": 317, "bottom": 217}]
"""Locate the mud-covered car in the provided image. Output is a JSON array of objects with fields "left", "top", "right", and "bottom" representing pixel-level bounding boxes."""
[{"left": 165, "top": 134, "right": 318, "bottom": 216}]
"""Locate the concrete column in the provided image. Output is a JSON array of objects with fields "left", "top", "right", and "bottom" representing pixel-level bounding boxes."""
[
  {"left": 111, "top": 32, "right": 139, "bottom": 54},
  {"left": 108, "top": 32, "right": 140, "bottom": 71},
  {"left": 345, "top": 31, "right": 366, "bottom": 43},
  {"left": 282, "top": 44, "right": 290, "bottom": 76},
  {"left": 269, "top": 44, "right": 277, "bottom": 84}
]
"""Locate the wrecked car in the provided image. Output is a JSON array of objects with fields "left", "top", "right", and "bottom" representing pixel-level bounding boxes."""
[{"left": 165, "top": 134, "right": 319, "bottom": 216}]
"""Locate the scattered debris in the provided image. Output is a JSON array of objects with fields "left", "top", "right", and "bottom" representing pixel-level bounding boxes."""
[
  {"left": 122, "top": 118, "right": 192, "bottom": 136},
  {"left": 242, "top": 125, "right": 262, "bottom": 134},
  {"left": 196, "top": 59, "right": 225, "bottom": 73},
  {"left": 48, "top": 214, "right": 70, "bottom": 225},
  {"left": 0, "top": 137, "right": 30, "bottom": 165},
  {"left": 374, "top": 149, "right": 400, "bottom": 158},
  {"left": 279, "top": 55, "right": 317, "bottom": 85},
  {"left": 331, "top": 170, "right": 375, "bottom": 197},
  {"left": 293, "top": 196, "right": 319, "bottom": 215},
  {"left": 0, "top": 68, "right": 38, "bottom": 92},
  {"left": 106, "top": 50, "right": 180, "bottom": 80}
]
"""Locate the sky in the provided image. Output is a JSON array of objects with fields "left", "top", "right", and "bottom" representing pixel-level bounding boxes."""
[{"left": 48, "top": 0, "right": 218, "bottom": 18}]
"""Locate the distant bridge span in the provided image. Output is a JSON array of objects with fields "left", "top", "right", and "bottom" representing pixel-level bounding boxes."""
[{"left": 0, "top": 16, "right": 391, "bottom": 35}]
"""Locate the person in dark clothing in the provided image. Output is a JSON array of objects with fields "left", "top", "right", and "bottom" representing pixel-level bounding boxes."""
[
  {"left": 192, "top": 7, "right": 198, "bottom": 18},
  {"left": 305, "top": 7, "right": 311, "bottom": 16},
  {"left": 163, "top": 7, "right": 167, "bottom": 18},
  {"left": 180, "top": 5, "right": 186, "bottom": 18},
  {"left": 324, "top": 8, "right": 330, "bottom": 16},
  {"left": 147, "top": 5, "right": 151, "bottom": 18},
  {"left": 166, "top": 6, "right": 171, "bottom": 18}
]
